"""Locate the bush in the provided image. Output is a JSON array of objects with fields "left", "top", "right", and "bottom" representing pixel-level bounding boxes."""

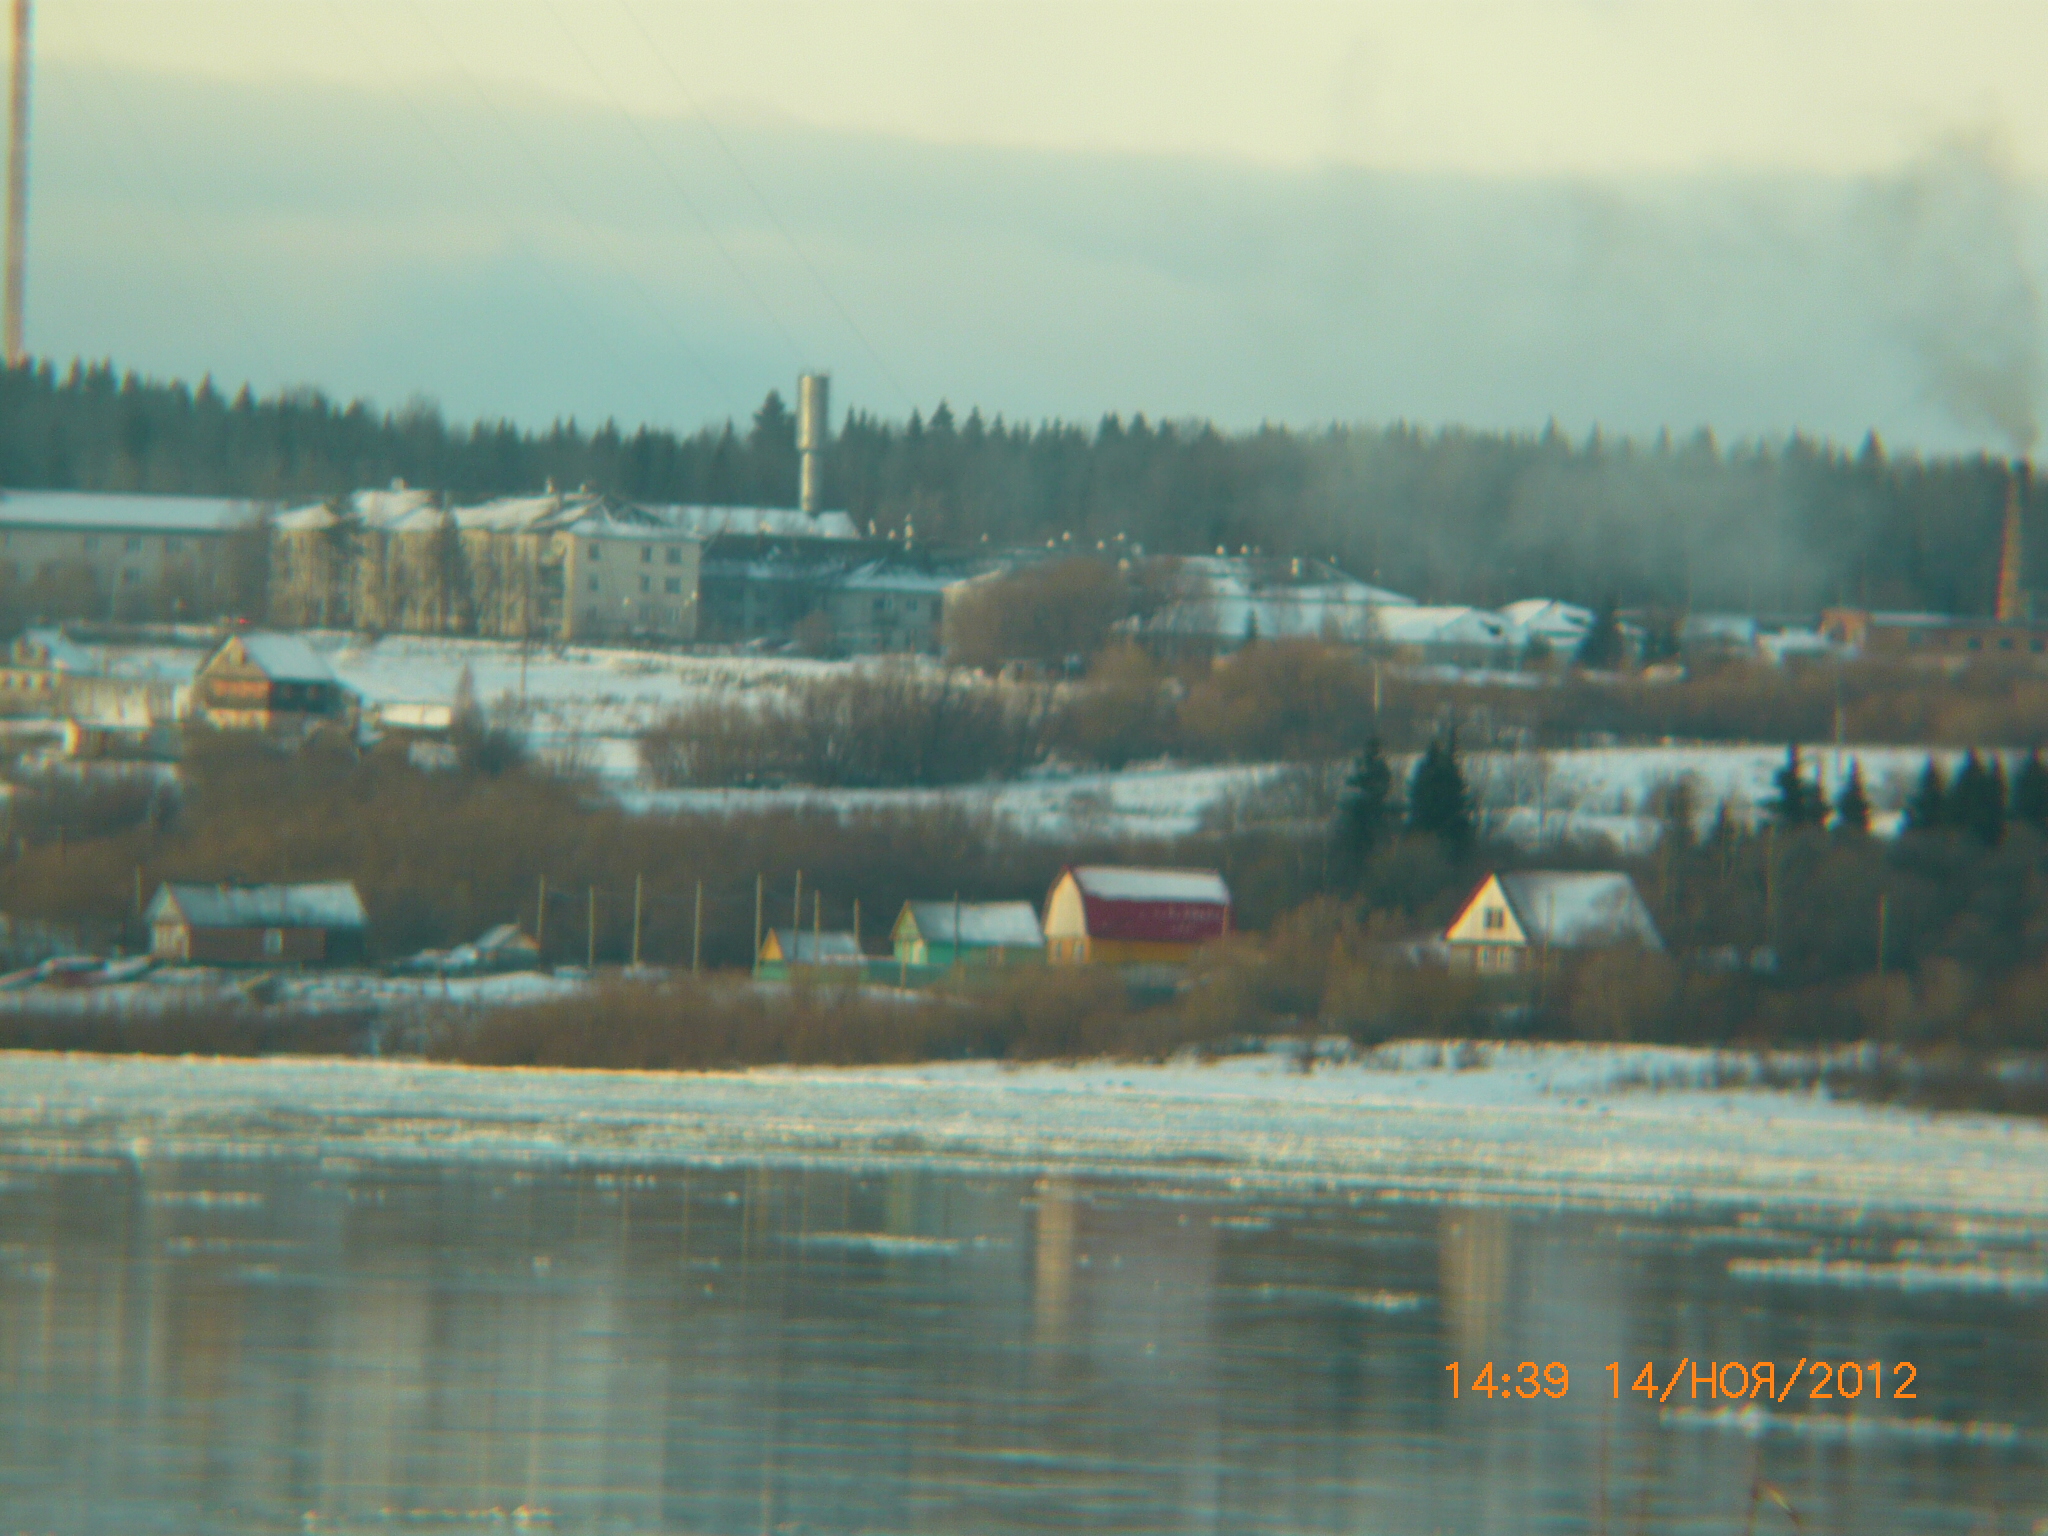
[{"left": 943, "top": 558, "right": 1126, "bottom": 670}]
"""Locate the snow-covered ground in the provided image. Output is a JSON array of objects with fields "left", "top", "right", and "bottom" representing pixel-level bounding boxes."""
[
  {"left": 1, "top": 1046, "right": 2041, "bottom": 1225},
  {"left": 51, "top": 633, "right": 1982, "bottom": 847}
]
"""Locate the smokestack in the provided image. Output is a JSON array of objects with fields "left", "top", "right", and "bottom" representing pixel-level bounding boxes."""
[
  {"left": 797, "top": 371, "right": 830, "bottom": 516},
  {"left": 1997, "top": 461, "right": 2028, "bottom": 623},
  {"left": 4, "top": 0, "right": 29, "bottom": 369}
]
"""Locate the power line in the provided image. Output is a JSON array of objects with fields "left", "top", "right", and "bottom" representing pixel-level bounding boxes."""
[
  {"left": 616, "top": 0, "right": 917, "bottom": 412},
  {"left": 402, "top": 0, "right": 738, "bottom": 418},
  {"left": 544, "top": 1, "right": 809, "bottom": 378},
  {"left": 319, "top": 0, "right": 670, "bottom": 420}
]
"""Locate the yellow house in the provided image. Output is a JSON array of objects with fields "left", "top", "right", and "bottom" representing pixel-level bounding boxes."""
[{"left": 1443, "top": 871, "right": 1662, "bottom": 975}]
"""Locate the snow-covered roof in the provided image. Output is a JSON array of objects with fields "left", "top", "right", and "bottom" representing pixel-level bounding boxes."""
[
  {"left": 645, "top": 505, "right": 861, "bottom": 541},
  {"left": 836, "top": 561, "right": 961, "bottom": 594},
  {"left": 1138, "top": 555, "right": 1412, "bottom": 644},
  {"left": 1071, "top": 866, "right": 1231, "bottom": 905},
  {"left": 0, "top": 490, "right": 267, "bottom": 534},
  {"left": 149, "top": 881, "right": 368, "bottom": 930},
  {"left": 14, "top": 627, "right": 100, "bottom": 673},
  {"left": 763, "top": 929, "right": 864, "bottom": 964},
  {"left": 1500, "top": 599, "right": 1594, "bottom": 640},
  {"left": 899, "top": 901, "right": 1045, "bottom": 948},
  {"left": 1495, "top": 872, "right": 1662, "bottom": 950},
  {"left": 1374, "top": 605, "right": 1517, "bottom": 647},
  {"left": 273, "top": 502, "right": 340, "bottom": 533},
  {"left": 216, "top": 631, "right": 340, "bottom": 684}
]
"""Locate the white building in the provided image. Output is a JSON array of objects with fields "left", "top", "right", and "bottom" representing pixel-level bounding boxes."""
[
  {"left": 1371, "top": 605, "right": 1518, "bottom": 667},
  {"left": 1135, "top": 555, "right": 1412, "bottom": 654},
  {"left": 0, "top": 489, "right": 269, "bottom": 618}
]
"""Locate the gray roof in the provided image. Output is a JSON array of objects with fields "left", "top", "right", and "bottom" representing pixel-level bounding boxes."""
[
  {"left": 1495, "top": 872, "right": 1663, "bottom": 950},
  {"left": 900, "top": 901, "right": 1045, "bottom": 948},
  {"left": 764, "top": 929, "right": 864, "bottom": 964},
  {"left": 0, "top": 490, "right": 268, "bottom": 534},
  {"left": 650, "top": 505, "right": 860, "bottom": 540},
  {"left": 148, "top": 881, "right": 367, "bottom": 930}
]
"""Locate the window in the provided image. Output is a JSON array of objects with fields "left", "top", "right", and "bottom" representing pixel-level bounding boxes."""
[
  {"left": 664, "top": 577, "right": 682, "bottom": 595},
  {"left": 263, "top": 928, "right": 285, "bottom": 958},
  {"left": 587, "top": 543, "right": 601, "bottom": 560},
  {"left": 125, "top": 537, "right": 142, "bottom": 552},
  {"left": 1968, "top": 636, "right": 1983, "bottom": 651},
  {"left": 639, "top": 575, "right": 651, "bottom": 594},
  {"left": 873, "top": 597, "right": 886, "bottom": 614},
  {"left": 83, "top": 536, "right": 98, "bottom": 552},
  {"left": 666, "top": 546, "right": 683, "bottom": 565},
  {"left": 904, "top": 599, "right": 919, "bottom": 614},
  {"left": 2000, "top": 637, "right": 2015, "bottom": 652},
  {"left": 122, "top": 569, "right": 139, "bottom": 586},
  {"left": 165, "top": 538, "right": 183, "bottom": 553},
  {"left": 1482, "top": 905, "right": 1505, "bottom": 931},
  {"left": 588, "top": 575, "right": 599, "bottom": 592},
  {"left": 641, "top": 546, "right": 653, "bottom": 563}
]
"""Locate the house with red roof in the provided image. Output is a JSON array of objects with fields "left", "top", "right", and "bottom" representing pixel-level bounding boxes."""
[{"left": 1043, "top": 865, "right": 1232, "bottom": 967}]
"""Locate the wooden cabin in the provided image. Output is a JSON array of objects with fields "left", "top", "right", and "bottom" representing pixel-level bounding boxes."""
[
  {"left": 147, "top": 881, "right": 368, "bottom": 966},
  {"left": 1442, "top": 871, "right": 1662, "bottom": 975},
  {"left": 196, "top": 631, "right": 349, "bottom": 730},
  {"left": 1042, "top": 866, "right": 1232, "bottom": 966},
  {"left": 890, "top": 900, "right": 1045, "bottom": 971},
  {"left": 755, "top": 928, "right": 864, "bottom": 980}
]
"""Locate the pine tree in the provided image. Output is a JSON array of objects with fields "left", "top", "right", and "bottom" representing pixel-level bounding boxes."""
[
  {"left": 1766, "top": 744, "right": 1824, "bottom": 828},
  {"left": 1574, "top": 600, "right": 1626, "bottom": 671},
  {"left": 1903, "top": 757, "right": 1948, "bottom": 833},
  {"left": 1950, "top": 751, "right": 2007, "bottom": 846},
  {"left": 2012, "top": 750, "right": 2048, "bottom": 832},
  {"left": 1405, "top": 733, "right": 1475, "bottom": 855},
  {"left": 1331, "top": 739, "right": 1395, "bottom": 884},
  {"left": 1832, "top": 758, "right": 1871, "bottom": 835}
]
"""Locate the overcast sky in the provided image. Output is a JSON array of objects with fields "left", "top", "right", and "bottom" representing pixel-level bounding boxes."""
[{"left": 24, "top": 1, "right": 2048, "bottom": 451}]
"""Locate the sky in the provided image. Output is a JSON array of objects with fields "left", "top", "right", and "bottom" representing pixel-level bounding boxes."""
[{"left": 21, "top": 1, "right": 2048, "bottom": 452}]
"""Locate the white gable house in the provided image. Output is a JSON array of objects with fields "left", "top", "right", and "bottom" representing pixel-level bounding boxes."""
[{"left": 1443, "top": 871, "right": 1662, "bottom": 975}]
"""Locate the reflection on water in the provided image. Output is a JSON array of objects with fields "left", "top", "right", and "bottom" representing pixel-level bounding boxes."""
[{"left": 0, "top": 1150, "right": 2041, "bottom": 1534}]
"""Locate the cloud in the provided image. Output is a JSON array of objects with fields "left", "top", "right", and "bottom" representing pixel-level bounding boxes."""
[{"left": 25, "top": 62, "right": 2046, "bottom": 454}]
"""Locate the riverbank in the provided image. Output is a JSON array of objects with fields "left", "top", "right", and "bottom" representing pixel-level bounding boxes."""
[{"left": 2, "top": 1046, "right": 2042, "bottom": 1225}]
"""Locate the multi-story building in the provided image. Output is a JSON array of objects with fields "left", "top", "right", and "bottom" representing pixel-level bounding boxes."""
[
  {"left": 272, "top": 488, "right": 702, "bottom": 643},
  {"left": 0, "top": 489, "right": 270, "bottom": 620}
]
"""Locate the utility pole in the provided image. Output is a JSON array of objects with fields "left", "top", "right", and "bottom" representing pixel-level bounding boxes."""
[
  {"left": 792, "top": 869, "right": 802, "bottom": 936},
  {"left": 5, "top": 0, "right": 30, "bottom": 368},
  {"left": 632, "top": 872, "right": 643, "bottom": 968},
  {"left": 693, "top": 880, "right": 703, "bottom": 974},
  {"left": 587, "top": 885, "right": 596, "bottom": 970},
  {"left": 1876, "top": 892, "right": 1889, "bottom": 979},
  {"left": 536, "top": 874, "right": 546, "bottom": 949},
  {"left": 753, "top": 873, "right": 762, "bottom": 975}
]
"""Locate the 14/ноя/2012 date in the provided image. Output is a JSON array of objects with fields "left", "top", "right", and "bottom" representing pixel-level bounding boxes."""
[{"left": 1444, "top": 1361, "right": 1918, "bottom": 1402}]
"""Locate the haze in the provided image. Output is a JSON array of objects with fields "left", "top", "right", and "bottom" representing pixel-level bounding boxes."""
[{"left": 28, "top": 1, "right": 2048, "bottom": 449}]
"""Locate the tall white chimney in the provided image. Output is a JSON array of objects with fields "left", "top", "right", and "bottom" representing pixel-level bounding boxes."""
[{"left": 797, "top": 371, "right": 830, "bottom": 515}]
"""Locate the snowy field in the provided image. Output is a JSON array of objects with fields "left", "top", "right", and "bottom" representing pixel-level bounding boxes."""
[{"left": 1, "top": 1046, "right": 2042, "bottom": 1227}]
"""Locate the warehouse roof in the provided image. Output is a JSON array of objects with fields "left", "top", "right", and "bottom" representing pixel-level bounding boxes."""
[{"left": 147, "top": 881, "right": 368, "bottom": 930}]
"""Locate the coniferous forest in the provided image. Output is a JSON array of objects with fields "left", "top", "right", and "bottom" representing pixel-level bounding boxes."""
[{"left": 0, "top": 357, "right": 2032, "bottom": 615}]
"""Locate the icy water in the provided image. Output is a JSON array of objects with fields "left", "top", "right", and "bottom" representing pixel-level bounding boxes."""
[{"left": 0, "top": 1153, "right": 2042, "bottom": 1536}]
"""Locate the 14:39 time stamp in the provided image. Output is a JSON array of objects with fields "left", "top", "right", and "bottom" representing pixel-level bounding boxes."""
[{"left": 1446, "top": 1360, "right": 1918, "bottom": 1403}]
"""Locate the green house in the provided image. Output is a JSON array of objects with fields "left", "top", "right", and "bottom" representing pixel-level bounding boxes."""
[{"left": 889, "top": 901, "right": 1045, "bottom": 972}]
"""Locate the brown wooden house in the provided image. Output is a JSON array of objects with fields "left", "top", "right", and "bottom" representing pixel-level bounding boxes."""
[
  {"left": 196, "top": 631, "right": 350, "bottom": 730},
  {"left": 147, "top": 881, "right": 368, "bottom": 966}
]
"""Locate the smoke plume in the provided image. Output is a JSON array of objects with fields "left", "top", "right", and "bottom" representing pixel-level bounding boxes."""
[{"left": 1864, "top": 134, "right": 2044, "bottom": 454}]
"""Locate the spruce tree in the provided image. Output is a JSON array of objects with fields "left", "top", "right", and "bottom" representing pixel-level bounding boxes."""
[
  {"left": 1405, "top": 733, "right": 1475, "bottom": 855},
  {"left": 2012, "top": 750, "right": 2048, "bottom": 832},
  {"left": 1331, "top": 739, "right": 1395, "bottom": 883},
  {"left": 1903, "top": 757, "right": 1948, "bottom": 833},
  {"left": 1574, "top": 600, "right": 1626, "bottom": 671},
  {"left": 1832, "top": 759, "right": 1871, "bottom": 835},
  {"left": 1949, "top": 752, "right": 2007, "bottom": 846},
  {"left": 1766, "top": 744, "right": 1824, "bottom": 828}
]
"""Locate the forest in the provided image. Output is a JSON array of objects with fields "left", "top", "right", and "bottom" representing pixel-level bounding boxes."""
[{"left": 0, "top": 357, "right": 2033, "bottom": 617}]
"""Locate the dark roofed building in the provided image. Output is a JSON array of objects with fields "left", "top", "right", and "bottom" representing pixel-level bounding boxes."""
[
  {"left": 147, "top": 881, "right": 368, "bottom": 966},
  {"left": 196, "top": 631, "right": 349, "bottom": 730}
]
